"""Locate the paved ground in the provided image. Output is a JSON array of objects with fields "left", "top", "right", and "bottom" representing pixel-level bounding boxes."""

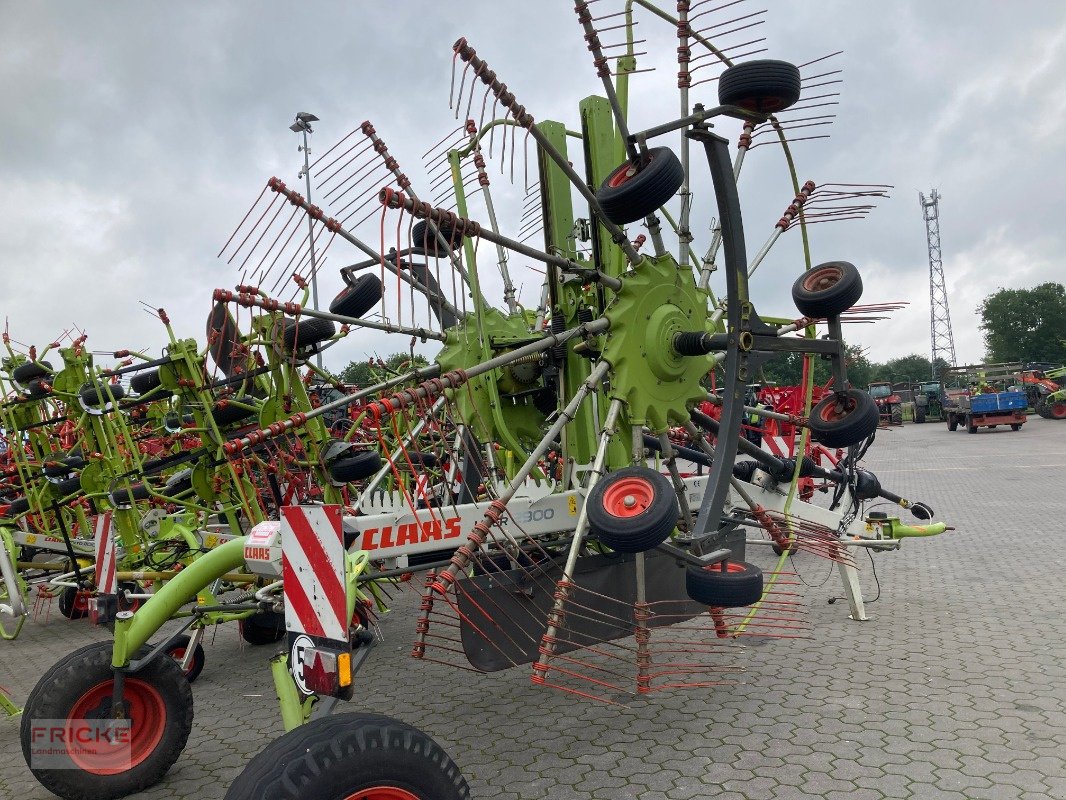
[{"left": 2, "top": 416, "right": 1065, "bottom": 799}]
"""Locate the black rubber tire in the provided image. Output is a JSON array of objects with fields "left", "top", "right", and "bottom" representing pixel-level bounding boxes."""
[
  {"left": 58, "top": 586, "right": 90, "bottom": 620},
  {"left": 988, "top": 425, "right": 998, "bottom": 429},
  {"left": 1011, "top": 423, "right": 1022, "bottom": 431},
  {"left": 3, "top": 497, "right": 30, "bottom": 517},
  {"left": 948, "top": 414, "right": 959, "bottom": 432},
  {"left": 80, "top": 382, "right": 126, "bottom": 406},
  {"left": 596, "top": 147, "right": 685, "bottom": 225},
  {"left": 24, "top": 377, "right": 52, "bottom": 398},
  {"left": 914, "top": 406, "right": 926, "bottom": 424},
  {"left": 44, "top": 455, "right": 86, "bottom": 479},
  {"left": 12, "top": 360, "right": 53, "bottom": 383},
  {"left": 223, "top": 712, "right": 470, "bottom": 800},
  {"left": 328, "top": 451, "right": 383, "bottom": 483},
  {"left": 587, "top": 466, "right": 679, "bottom": 553},
  {"left": 731, "top": 460, "right": 759, "bottom": 483},
  {"left": 791, "top": 261, "right": 863, "bottom": 319},
  {"left": 412, "top": 219, "right": 462, "bottom": 256},
  {"left": 717, "top": 58, "right": 802, "bottom": 113},
  {"left": 163, "top": 469, "right": 193, "bottom": 497},
  {"left": 163, "top": 635, "right": 206, "bottom": 683},
  {"left": 53, "top": 475, "right": 83, "bottom": 497},
  {"left": 890, "top": 408, "right": 903, "bottom": 426},
  {"left": 686, "top": 561, "right": 764, "bottom": 607},
  {"left": 330, "top": 273, "right": 383, "bottom": 319},
  {"left": 130, "top": 369, "right": 163, "bottom": 396},
  {"left": 238, "top": 611, "right": 286, "bottom": 646},
  {"left": 211, "top": 397, "right": 257, "bottom": 427},
  {"left": 397, "top": 450, "right": 439, "bottom": 470},
  {"left": 967, "top": 421, "right": 978, "bottom": 434},
  {"left": 281, "top": 317, "right": 336, "bottom": 351},
  {"left": 808, "top": 389, "right": 879, "bottom": 448},
  {"left": 20, "top": 641, "right": 193, "bottom": 800},
  {"left": 110, "top": 482, "right": 151, "bottom": 506}
]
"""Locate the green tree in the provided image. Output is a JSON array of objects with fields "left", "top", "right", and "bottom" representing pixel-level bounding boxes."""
[
  {"left": 337, "top": 352, "right": 430, "bottom": 387},
  {"left": 979, "top": 282, "right": 1066, "bottom": 364}
]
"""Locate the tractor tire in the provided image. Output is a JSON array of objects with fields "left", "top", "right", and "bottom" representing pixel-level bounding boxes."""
[
  {"left": 717, "top": 59, "right": 802, "bottom": 113},
  {"left": 587, "top": 466, "right": 678, "bottom": 553},
  {"left": 1047, "top": 400, "right": 1066, "bottom": 420},
  {"left": 12, "top": 360, "right": 53, "bottom": 384},
  {"left": 914, "top": 406, "right": 926, "bottom": 424},
  {"left": 20, "top": 641, "right": 193, "bottom": 800},
  {"left": 329, "top": 274, "right": 383, "bottom": 319},
  {"left": 328, "top": 451, "right": 383, "bottom": 484},
  {"left": 967, "top": 420, "right": 978, "bottom": 434},
  {"left": 130, "top": 369, "right": 163, "bottom": 396},
  {"left": 281, "top": 317, "right": 336, "bottom": 351},
  {"left": 890, "top": 408, "right": 903, "bottom": 426},
  {"left": 791, "top": 261, "right": 863, "bottom": 319},
  {"left": 238, "top": 611, "right": 286, "bottom": 646},
  {"left": 807, "top": 389, "right": 879, "bottom": 448},
  {"left": 412, "top": 219, "right": 462, "bottom": 256},
  {"left": 163, "top": 634, "right": 206, "bottom": 684},
  {"left": 596, "top": 147, "right": 685, "bottom": 225},
  {"left": 685, "top": 561, "right": 764, "bottom": 607},
  {"left": 948, "top": 414, "right": 959, "bottom": 432},
  {"left": 223, "top": 712, "right": 470, "bottom": 800}
]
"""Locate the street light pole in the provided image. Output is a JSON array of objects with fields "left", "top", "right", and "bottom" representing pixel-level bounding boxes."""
[{"left": 291, "top": 112, "right": 322, "bottom": 367}]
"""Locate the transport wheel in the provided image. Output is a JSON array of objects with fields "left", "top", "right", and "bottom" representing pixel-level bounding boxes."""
[
  {"left": 12, "top": 360, "right": 53, "bottom": 384},
  {"left": 281, "top": 317, "right": 336, "bottom": 351},
  {"left": 328, "top": 451, "right": 383, "bottom": 483},
  {"left": 596, "top": 147, "right": 685, "bottom": 225},
  {"left": 412, "top": 219, "right": 461, "bottom": 256},
  {"left": 586, "top": 466, "right": 678, "bottom": 553},
  {"left": 686, "top": 560, "right": 764, "bottom": 607},
  {"left": 1048, "top": 401, "right": 1066, "bottom": 419},
  {"left": 211, "top": 397, "right": 258, "bottom": 427},
  {"left": 790, "top": 261, "right": 863, "bottom": 319},
  {"left": 58, "top": 586, "right": 91, "bottom": 620},
  {"left": 807, "top": 389, "right": 879, "bottom": 448},
  {"left": 330, "top": 274, "right": 384, "bottom": 319},
  {"left": 20, "top": 641, "right": 192, "bottom": 800},
  {"left": 223, "top": 713, "right": 469, "bottom": 800},
  {"left": 717, "top": 58, "right": 802, "bottom": 113},
  {"left": 130, "top": 369, "right": 163, "bottom": 396},
  {"left": 80, "top": 383, "right": 126, "bottom": 407},
  {"left": 163, "top": 635, "right": 206, "bottom": 683},
  {"left": 238, "top": 611, "right": 286, "bottom": 646}
]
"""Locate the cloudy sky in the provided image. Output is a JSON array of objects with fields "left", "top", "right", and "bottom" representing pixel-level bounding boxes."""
[{"left": 2, "top": 1, "right": 1064, "bottom": 375}]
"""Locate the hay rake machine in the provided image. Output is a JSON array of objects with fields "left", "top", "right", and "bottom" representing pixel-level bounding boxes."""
[{"left": 13, "top": 2, "right": 955, "bottom": 799}]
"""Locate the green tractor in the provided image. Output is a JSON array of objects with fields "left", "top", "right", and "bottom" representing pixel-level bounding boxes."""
[{"left": 912, "top": 380, "right": 944, "bottom": 423}]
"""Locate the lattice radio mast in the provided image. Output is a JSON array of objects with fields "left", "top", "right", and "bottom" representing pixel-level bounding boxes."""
[{"left": 920, "top": 189, "right": 957, "bottom": 377}]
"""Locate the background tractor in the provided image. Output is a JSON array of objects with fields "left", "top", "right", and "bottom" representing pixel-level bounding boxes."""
[
  {"left": 912, "top": 380, "right": 945, "bottom": 423},
  {"left": 868, "top": 381, "right": 903, "bottom": 425}
]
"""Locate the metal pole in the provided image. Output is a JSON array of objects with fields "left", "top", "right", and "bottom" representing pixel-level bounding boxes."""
[{"left": 300, "top": 126, "right": 323, "bottom": 368}]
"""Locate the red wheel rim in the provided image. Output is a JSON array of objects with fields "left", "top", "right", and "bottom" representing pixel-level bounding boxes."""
[
  {"left": 818, "top": 396, "right": 855, "bottom": 423},
  {"left": 73, "top": 592, "right": 90, "bottom": 613},
  {"left": 167, "top": 647, "right": 191, "bottom": 676},
  {"left": 607, "top": 154, "right": 652, "bottom": 188},
  {"left": 801, "top": 265, "right": 842, "bottom": 293},
  {"left": 601, "top": 477, "right": 655, "bottom": 518},
  {"left": 345, "top": 788, "right": 421, "bottom": 800},
  {"left": 66, "top": 678, "right": 166, "bottom": 775},
  {"left": 1050, "top": 402, "right": 1066, "bottom": 419},
  {"left": 703, "top": 561, "right": 747, "bottom": 573}
]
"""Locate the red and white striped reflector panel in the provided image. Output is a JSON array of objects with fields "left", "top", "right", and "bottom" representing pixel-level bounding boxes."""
[{"left": 281, "top": 505, "right": 347, "bottom": 643}]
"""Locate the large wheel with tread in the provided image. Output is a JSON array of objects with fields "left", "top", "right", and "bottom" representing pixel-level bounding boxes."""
[
  {"left": 914, "top": 406, "right": 926, "bottom": 424},
  {"left": 686, "top": 560, "right": 764, "bottom": 607},
  {"left": 328, "top": 451, "right": 383, "bottom": 483},
  {"left": 967, "top": 421, "right": 978, "bottom": 434},
  {"left": 947, "top": 414, "right": 958, "bottom": 432},
  {"left": 1047, "top": 400, "right": 1066, "bottom": 419},
  {"left": 238, "top": 611, "right": 286, "bottom": 646},
  {"left": 223, "top": 712, "right": 470, "bottom": 800},
  {"left": 1010, "top": 423, "right": 1022, "bottom": 431},
  {"left": 211, "top": 397, "right": 258, "bottom": 427},
  {"left": 807, "top": 389, "right": 879, "bottom": 448},
  {"left": 163, "top": 635, "right": 205, "bottom": 683},
  {"left": 890, "top": 407, "right": 903, "bottom": 426},
  {"left": 718, "top": 59, "right": 802, "bottom": 113},
  {"left": 330, "top": 274, "right": 383, "bottom": 319},
  {"left": 412, "top": 219, "right": 461, "bottom": 256},
  {"left": 586, "top": 466, "right": 678, "bottom": 553},
  {"left": 281, "top": 317, "right": 336, "bottom": 351},
  {"left": 20, "top": 641, "right": 193, "bottom": 800},
  {"left": 791, "top": 261, "right": 863, "bottom": 319},
  {"left": 596, "top": 147, "right": 685, "bottom": 225}
]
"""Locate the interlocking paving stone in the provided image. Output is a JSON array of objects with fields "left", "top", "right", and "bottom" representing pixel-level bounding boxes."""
[{"left": 1, "top": 416, "right": 1064, "bottom": 799}]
